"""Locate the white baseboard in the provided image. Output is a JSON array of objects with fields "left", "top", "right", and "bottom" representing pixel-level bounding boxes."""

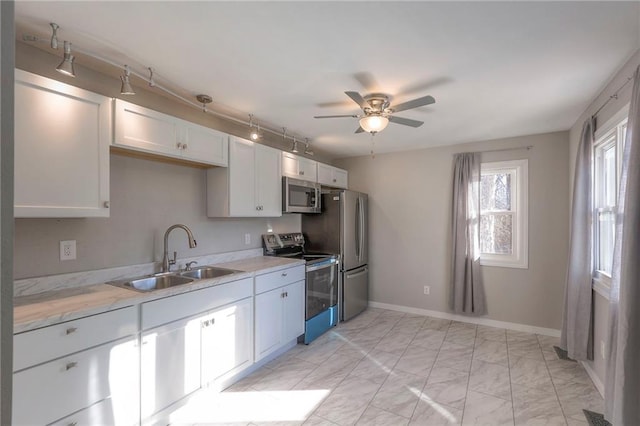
[
  {"left": 580, "top": 360, "right": 605, "bottom": 397},
  {"left": 368, "top": 301, "right": 561, "bottom": 337}
]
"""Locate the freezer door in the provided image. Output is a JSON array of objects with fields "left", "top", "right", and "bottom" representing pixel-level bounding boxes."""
[{"left": 342, "top": 266, "right": 368, "bottom": 321}]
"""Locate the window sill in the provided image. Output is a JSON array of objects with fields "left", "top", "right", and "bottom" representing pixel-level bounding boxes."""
[
  {"left": 480, "top": 258, "right": 528, "bottom": 269},
  {"left": 592, "top": 277, "right": 611, "bottom": 300}
]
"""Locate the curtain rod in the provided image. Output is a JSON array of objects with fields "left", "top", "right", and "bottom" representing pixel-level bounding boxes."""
[
  {"left": 592, "top": 74, "right": 635, "bottom": 118},
  {"left": 479, "top": 145, "right": 533, "bottom": 154}
]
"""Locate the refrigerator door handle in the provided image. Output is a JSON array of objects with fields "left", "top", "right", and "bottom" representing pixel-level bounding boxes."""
[{"left": 345, "top": 266, "right": 368, "bottom": 279}]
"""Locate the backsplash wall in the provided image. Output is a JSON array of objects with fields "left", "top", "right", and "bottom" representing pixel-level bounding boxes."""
[{"left": 14, "top": 154, "right": 300, "bottom": 279}]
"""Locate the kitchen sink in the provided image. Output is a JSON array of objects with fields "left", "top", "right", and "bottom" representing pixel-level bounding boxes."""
[
  {"left": 179, "top": 266, "right": 237, "bottom": 280},
  {"left": 107, "top": 266, "right": 238, "bottom": 292},
  {"left": 108, "top": 273, "right": 195, "bottom": 292}
]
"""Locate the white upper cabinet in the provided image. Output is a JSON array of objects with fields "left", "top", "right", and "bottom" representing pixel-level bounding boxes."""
[
  {"left": 207, "top": 137, "right": 282, "bottom": 217},
  {"left": 317, "top": 163, "right": 348, "bottom": 189},
  {"left": 14, "top": 70, "right": 111, "bottom": 218},
  {"left": 113, "top": 99, "right": 228, "bottom": 167},
  {"left": 282, "top": 152, "right": 317, "bottom": 182}
]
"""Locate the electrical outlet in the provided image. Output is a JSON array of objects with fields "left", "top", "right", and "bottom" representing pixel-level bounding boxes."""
[
  {"left": 601, "top": 340, "right": 606, "bottom": 360},
  {"left": 424, "top": 286, "right": 430, "bottom": 295},
  {"left": 244, "top": 233, "right": 251, "bottom": 245},
  {"left": 60, "top": 240, "right": 76, "bottom": 261}
]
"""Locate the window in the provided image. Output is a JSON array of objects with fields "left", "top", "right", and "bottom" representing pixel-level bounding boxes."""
[
  {"left": 593, "top": 112, "right": 627, "bottom": 285},
  {"left": 480, "top": 159, "right": 528, "bottom": 268}
]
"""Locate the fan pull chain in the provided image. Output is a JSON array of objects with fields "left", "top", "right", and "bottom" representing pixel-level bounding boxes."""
[{"left": 370, "top": 132, "right": 376, "bottom": 159}]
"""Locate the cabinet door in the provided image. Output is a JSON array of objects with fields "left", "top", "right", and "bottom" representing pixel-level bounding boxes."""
[
  {"left": 298, "top": 156, "right": 318, "bottom": 182},
  {"left": 141, "top": 315, "right": 201, "bottom": 420},
  {"left": 201, "top": 298, "right": 253, "bottom": 385},
  {"left": 282, "top": 151, "right": 299, "bottom": 179},
  {"left": 182, "top": 122, "right": 229, "bottom": 166},
  {"left": 256, "top": 144, "right": 282, "bottom": 217},
  {"left": 14, "top": 70, "right": 110, "bottom": 218},
  {"left": 317, "top": 163, "right": 333, "bottom": 186},
  {"left": 333, "top": 168, "right": 348, "bottom": 189},
  {"left": 282, "top": 281, "right": 305, "bottom": 342},
  {"left": 228, "top": 138, "right": 257, "bottom": 216},
  {"left": 13, "top": 336, "right": 138, "bottom": 426},
  {"left": 255, "top": 288, "right": 284, "bottom": 361},
  {"left": 113, "top": 99, "right": 180, "bottom": 157}
]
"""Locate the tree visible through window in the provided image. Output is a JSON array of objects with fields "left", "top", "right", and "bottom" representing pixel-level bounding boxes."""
[{"left": 480, "top": 159, "right": 528, "bottom": 268}]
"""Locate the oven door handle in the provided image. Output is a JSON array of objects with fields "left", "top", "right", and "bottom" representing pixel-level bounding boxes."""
[{"left": 306, "top": 259, "right": 337, "bottom": 272}]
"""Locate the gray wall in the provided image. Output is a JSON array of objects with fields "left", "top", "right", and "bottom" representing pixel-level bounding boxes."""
[
  {"left": 336, "top": 131, "right": 569, "bottom": 330},
  {"left": 568, "top": 48, "right": 640, "bottom": 387},
  {"left": 14, "top": 154, "right": 300, "bottom": 279}
]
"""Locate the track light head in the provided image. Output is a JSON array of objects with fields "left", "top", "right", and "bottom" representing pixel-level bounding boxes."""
[
  {"left": 120, "top": 65, "right": 135, "bottom": 95},
  {"left": 50, "top": 23, "right": 59, "bottom": 49},
  {"left": 56, "top": 41, "right": 75, "bottom": 77},
  {"left": 304, "top": 139, "right": 314, "bottom": 156},
  {"left": 248, "top": 114, "right": 260, "bottom": 140},
  {"left": 292, "top": 139, "right": 299, "bottom": 153}
]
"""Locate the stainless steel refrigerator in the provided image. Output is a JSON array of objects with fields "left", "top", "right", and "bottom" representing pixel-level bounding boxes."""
[{"left": 302, "top": 190, "right": 368, "bottom": 321}]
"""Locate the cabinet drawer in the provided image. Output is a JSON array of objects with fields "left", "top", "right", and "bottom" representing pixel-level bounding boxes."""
[
  {"left": 13, "top": 336, "right": 139, "bottom": 426},
  {"left": 142, "top": 277, "right": 252, "bottom": 330},
  {"left": 255, "top": 265, "right": 305, "bottom": 294},
  {"left": 14, "top": 306, "right": 137, "bottom": 371},
  {"left": 48, "top": 396, "right": 137, "bottom": 426}
]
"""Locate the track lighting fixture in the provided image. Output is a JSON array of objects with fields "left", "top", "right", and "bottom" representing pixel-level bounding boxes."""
[
  {"left": 248, "top": 114, "right": 260, "bottom": 141},
  {"left": 148, "top": 67, "right": 156, "bottom": 87},
  {"left": 120, "top": 65, "right": 135, "bottom": 95},
  {"left": 49, "top": 23, "right": 59, "bottom": 49},
  {"left": 304, "top": 138, "right": 314, "bottom": 156},
  {"left": 56, "top": 41, "right": 76, "bottom": 77},
  {"left": 196, "top": 94, "right": 212, "bottom": 113},
  {"left": 30, "top": 22, "right": 317, "bottom": 150}
]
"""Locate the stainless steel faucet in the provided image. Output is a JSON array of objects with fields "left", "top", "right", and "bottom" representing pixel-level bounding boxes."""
[{"left": 162, "top": 224, "right": 197, "bottom": 272}]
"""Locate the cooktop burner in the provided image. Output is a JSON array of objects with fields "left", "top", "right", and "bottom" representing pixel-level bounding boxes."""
[{"left": 262, "top": 232, "right": 338, "bottom": 265}]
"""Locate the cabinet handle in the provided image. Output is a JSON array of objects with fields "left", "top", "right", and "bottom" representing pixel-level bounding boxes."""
[
  {"left": 176, "top": 142, "right": 183, "bottom": 149},
  {"left": 281, "top": 292, "right": 285, "bottom": 298},
  {"left": 68, "top": 422, "right": 78, "bottom": 426},
  {"left": 66, "top": 361, "right": 78, "bottom": 371},
  {"left": 333, "top": 178, "right": 337, "bottom": 183},
  {"left": 182, "top": 143, "right": 188, "bottom": 150},
  {"left": 103, "top": 201, "right": 110, "bottom": 208},
  {"left": 281, "top": 272, "right": 288, "bottom": 277},
  {"left": 299, "top": 171, "right": 304, "bottom": 175},
  {"left": 66, "top": 327, "right": 77, "bottom": 335}
]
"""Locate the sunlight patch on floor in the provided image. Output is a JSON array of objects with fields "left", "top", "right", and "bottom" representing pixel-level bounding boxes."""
[{"left": 168, "top": 388, "right": 330, "bottom": 424}]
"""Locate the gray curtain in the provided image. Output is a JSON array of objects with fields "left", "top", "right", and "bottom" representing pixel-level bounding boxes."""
[
  {"left": 451, "top": 152, "right": 486, "bottom": 315},
  {"left": 605, "top": 66, "right": 640, "bottom": 425},
  {"left": 560, "top": 117, "right": 594, "bottom": 361}
]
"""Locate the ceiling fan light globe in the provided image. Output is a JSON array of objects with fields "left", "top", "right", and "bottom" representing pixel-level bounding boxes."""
[{"left": 359, "top": 115, "right": 389, "bottom": 133}]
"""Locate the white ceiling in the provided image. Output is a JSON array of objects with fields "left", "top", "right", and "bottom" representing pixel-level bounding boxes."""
[{"left": 15, "top": 1, "right": 640, "bottom": 159}]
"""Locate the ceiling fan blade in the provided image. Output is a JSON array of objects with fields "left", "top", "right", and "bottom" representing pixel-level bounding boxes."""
[
  {"left": 391, "top": 95, "right": 436, "bottom": 113},
  {"left": 353, "top": 72, "right": 380, "bottom": 92},
  {"left": 388, "top": 116, "right": 424, "bottom": 128},
  {"left": 355, "top": 126, "right": 365, "bottom": 133},
  {"left": 345, "top": 91, "right": 368, "bottom": 109},
  {"left": 314, "top": 114, "right": 359, "bottom": 119}
]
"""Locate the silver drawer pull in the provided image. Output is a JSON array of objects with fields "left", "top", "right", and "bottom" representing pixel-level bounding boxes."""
[
  {"left": 69, "top": 422, "right": 78, "bottom": 426},
  {"left": 281, "top": 272, "right": 288, "bottom": 276},
  {"left": 66, "top": 327, "right": 77, "bottom": 335},
  {"left": 66, "top": 362, "right": 78, "bottom": 370}
]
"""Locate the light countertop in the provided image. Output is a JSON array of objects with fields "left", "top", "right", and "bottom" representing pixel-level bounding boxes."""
[{"left": 14, "top": 256, "right": 303, "bottom": 334}]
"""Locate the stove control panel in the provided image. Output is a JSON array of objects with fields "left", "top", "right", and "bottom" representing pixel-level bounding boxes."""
[{"left": 262, "top": 232, "right": 305, "bottom": 254}]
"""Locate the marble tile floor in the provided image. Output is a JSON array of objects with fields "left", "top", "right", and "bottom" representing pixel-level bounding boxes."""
[{"left": 171, "top": 308, "right": 603, "bottom": 426}]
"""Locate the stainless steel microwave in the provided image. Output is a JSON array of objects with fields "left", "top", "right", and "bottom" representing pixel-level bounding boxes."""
[{"left": 282, "top": 177, "right": 321, "bottom": 213}]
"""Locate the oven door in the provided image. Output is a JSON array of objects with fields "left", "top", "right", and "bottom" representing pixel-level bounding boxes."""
[
  {"left": 283, "top": 177, "right": 321, "bottom": 213},
  {"left": 305, "top": 258, "right": 338, "bottom": 320}
]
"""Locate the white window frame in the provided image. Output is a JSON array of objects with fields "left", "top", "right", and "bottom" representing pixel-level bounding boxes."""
[
  {"left": 592, "top": 106, "right": 628, "bottom": 298},
  {"left": 480, "top": 159, "right": 529, "bottom": 269}
]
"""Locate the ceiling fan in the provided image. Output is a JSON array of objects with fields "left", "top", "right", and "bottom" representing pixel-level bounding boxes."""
[{"left": 314, "top": 91, "right": 435, "bottom": 134}]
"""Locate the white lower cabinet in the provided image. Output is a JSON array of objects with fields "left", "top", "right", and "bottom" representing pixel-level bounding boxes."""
[
  {"left": 12, "top": 307, "right": 139, "bottom": 426},
  {"left": 254, "top": 265, "right": 305, "bottom": 362},
  {"left": 140, "top": 314, "right": 202, "bottom": 420},
  {"left": 201, "top": 297, "right": 253, "bottom": 385}
]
